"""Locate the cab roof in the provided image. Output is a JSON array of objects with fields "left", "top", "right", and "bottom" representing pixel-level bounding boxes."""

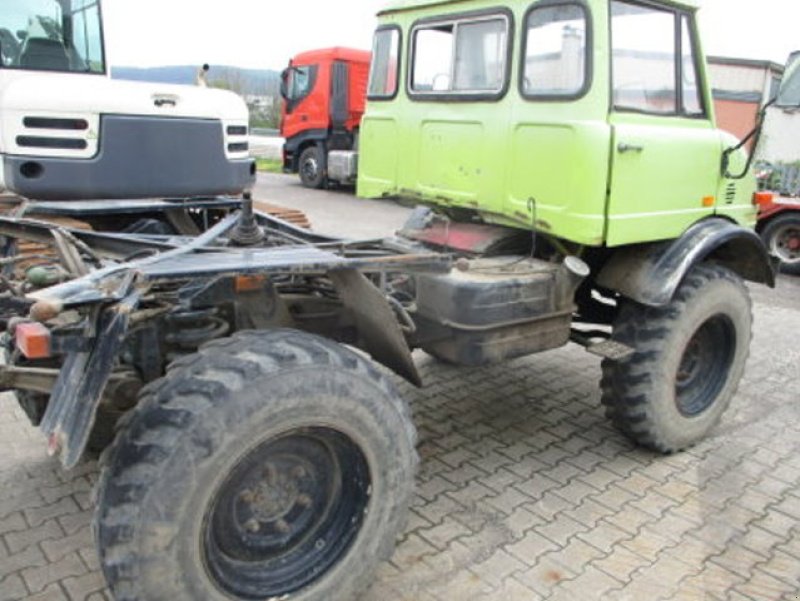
[
  {"left": 378, "top": 0, "right": 700, "bottom": 16},
  {"left": 290, "top": 47, "right": 371, "bottom": 66}
]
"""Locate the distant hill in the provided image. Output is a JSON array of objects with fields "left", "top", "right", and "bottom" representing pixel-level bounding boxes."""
[{"left": 111, "top": 65, "right": 281, "bottom": 95}]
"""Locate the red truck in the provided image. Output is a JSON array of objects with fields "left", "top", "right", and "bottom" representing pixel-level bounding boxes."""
[{"left": 280, "top": 48, "right": 370, "bottom": 188}]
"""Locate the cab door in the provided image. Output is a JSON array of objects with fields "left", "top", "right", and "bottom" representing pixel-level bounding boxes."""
[{"left": 606, "top": 1, "right": 721, "bottom": 246}]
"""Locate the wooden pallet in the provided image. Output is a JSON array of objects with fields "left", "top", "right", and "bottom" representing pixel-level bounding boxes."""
[{"left": 253, "top": 199, "right": 311, "bottom": 229}]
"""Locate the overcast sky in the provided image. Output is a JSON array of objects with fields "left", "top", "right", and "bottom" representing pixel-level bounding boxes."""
[{"left": 103, "top": 0, "right": 799, "bottom": 71}]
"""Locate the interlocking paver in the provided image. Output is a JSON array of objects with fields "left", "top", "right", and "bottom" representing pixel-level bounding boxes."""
[
  {"left": 4, "top": 520, "right": 63, "bottom": 555},
  {"left": 0, "top": 574, "right": 29, "bottom": 601},
  {"left": 21, "top": 553, "right": 86, "bottom": 595}
]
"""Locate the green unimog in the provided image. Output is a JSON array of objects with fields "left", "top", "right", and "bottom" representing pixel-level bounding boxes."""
[{"left": 1, "top": 0, "right": 798, "bottom": 599}]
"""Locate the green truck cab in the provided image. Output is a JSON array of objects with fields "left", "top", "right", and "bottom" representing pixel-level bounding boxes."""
[{"left": 359, "top": 0, "right": 755, "bottom": 248}]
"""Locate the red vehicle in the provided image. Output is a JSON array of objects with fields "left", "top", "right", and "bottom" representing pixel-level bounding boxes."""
[
  {"left": 280, "top": 48, "right": 370, "bottom": 188},
  {"left": 758, "top": 195, "right": 800, "bottom": 274}
]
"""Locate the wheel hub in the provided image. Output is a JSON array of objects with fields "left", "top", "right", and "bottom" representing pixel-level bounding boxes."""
[
  {"left": 302, "top": 157, "right": 319, "bottom": 180},
  {"left": 203, "top": 428, "right": 370, "bottom": 600},
  {"left": 772, "top": 223, "right": 800, "bottom": 261},
  {"left": 675, "top": 315, "right": 736, "bottom": 417},
  {"left": 240, "top": 463, "right": 303, "bottom": 523}
]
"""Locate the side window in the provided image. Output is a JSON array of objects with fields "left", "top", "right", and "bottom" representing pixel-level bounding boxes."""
[
  {"left": 680, "top": 15, "right": 703, "bottom": 115},
  {"left": 523, "top": 3, "right": 589, "bottom": 98},
  {"left": 410, "top": 14, "right": 510, "bottom": 98},
  {"left": 69, "top": 0, "right": 104, "bottom": 73},
  {"left": 280, "top": 65, "right": 318, "bottom": 113},
  {"left": 368, "top": 27, "right": 401, "bottom": 99},
  {"left": 611, "top": 1, "right": 677, "bottom": 114},
  {"left": 287, "top": 66, "right": 316, "bottom": 101},
  {"left": 412, "top": 26, "right": 454, "bottom": 92}
]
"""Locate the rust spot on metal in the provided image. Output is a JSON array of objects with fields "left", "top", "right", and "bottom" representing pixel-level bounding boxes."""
[{"left": 30, "top": 300, "right": 63, "bottom": 322}]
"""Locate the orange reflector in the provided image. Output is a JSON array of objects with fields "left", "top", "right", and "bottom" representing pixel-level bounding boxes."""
[
  {"left": 753, "top": 191, "right": 774, "bottom": 207},
  {"left": 235, "top": 275, "right": 267, "bottom": 293},
  {"left": 702, "top": 196, "right": 715, "bottom": 207},
  {"left": 15, "top": 322, "right": 51, "bottom": 359}
]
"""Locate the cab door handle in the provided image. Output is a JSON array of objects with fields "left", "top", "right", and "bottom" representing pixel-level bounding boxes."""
[{"left": 618, "top": 143, "right": 644, "bottom": 154}]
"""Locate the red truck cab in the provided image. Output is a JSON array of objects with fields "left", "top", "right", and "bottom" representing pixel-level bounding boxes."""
[{"left": 280, "top": 48, "right": 370, "bottom": 188}]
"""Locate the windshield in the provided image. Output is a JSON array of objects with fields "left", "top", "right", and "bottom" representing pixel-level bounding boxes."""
[{"left": 0, "top": 0, "right": 105, "bottom": 73}]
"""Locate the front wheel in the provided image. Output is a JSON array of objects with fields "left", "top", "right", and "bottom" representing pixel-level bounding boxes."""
[
  {"left": 298, "top": 146, "right": 326, "bottom": 189},
  {"left": 761, "top": 213, "right": 800, "bottom": 275},
  {"left": 94, "top": 329, "right": 417, "bottom": 601},
  {"left": 600, "top": 264, "right": 752, "bottom": 453}
]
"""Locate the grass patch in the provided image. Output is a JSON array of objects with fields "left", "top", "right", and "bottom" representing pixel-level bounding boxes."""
[{"left": 256, "top": 158, "right": 284, "bottom": 173}]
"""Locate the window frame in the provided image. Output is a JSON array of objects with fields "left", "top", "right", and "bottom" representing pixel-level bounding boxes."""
[
  {"left": 407, "top": 7, "right": 515, "bottom": 103},
  {"left": 367, "top": 24, "right": 403, "bottom": 101},
  {"left": 609, "top": 0, "right": 708, "bottom": 119},
  {"left": 282, "top": 64, "right": 318, "bottom": 115},
  {"left": 519, "top": 0, "right": 594, "bottom": 102}
]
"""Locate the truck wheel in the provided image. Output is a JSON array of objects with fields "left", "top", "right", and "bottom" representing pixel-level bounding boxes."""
[
  {"left": 600, "top": 264, "right": 751, "bottom": 453},
  {"left": 94, "top": 329, "right": 417, "bottom": 601},
  {"left": 299, "top": 146, "right": 326, "bottom": 189},
  {"left": 761, "top": 213, "right": 800, "bottom": 275}
]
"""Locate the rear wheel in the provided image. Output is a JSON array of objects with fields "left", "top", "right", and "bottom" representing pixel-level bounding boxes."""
[
  {"left": 761, "top": 213, "right": 800, "bottom": 275},
  {"left": 600, "top": 264, "right": 752, "bottom": 453},
  {"left": 94, "top": 329, "right": 417, "bottom": 601},
  {"left": 298, "top": 146, "right": 326, "bottom": 189}
]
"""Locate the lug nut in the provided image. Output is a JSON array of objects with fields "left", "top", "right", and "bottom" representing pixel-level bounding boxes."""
[
  {"left": 275, "top": 519, "right": 291, "bottom": 534},
  {"left": 245, "top": 519, "right": 260, "bottom": 533}
]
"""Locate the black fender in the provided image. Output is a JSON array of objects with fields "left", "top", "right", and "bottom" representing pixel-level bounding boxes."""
[
  {"left": 282, "top": 129, "right": 329, "bottom": 171},
  {"left": 597, "top": 218, "right": 776, "bottom": 307}
]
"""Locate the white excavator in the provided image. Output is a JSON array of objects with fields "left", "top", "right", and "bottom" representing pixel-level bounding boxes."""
[{"left": 0, "top": 0, "right": 307, "bottom": 231}]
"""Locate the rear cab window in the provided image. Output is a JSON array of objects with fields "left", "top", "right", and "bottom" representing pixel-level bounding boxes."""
[{"left": 408, "top": 10, "right": 512, "bottom": 100}]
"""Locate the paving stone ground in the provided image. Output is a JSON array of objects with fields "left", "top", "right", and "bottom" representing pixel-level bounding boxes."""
[{"left": 1, "top": 177, "right": 799, "bottom": 600}]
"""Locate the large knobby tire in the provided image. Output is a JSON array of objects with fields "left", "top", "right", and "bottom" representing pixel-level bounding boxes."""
[
  {"left": 298, "top": 146, "right": 326, "bottom": 189},
  {"left": 94, "top": 329, "right": 417, "bottom": 601},
  {"left": 761, "top": 213, "right": 800, "bottom": 275},
  {"left": 601, "top": 264, "right": 752, "bottom": 453}
]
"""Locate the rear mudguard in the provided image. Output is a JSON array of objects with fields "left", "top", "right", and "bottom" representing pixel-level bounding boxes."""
[{"left": 597, "top": 218, "right": 775, "bottom": 307}]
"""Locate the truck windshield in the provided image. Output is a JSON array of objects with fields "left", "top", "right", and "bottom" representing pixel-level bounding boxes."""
[{"left": 0, "top": 0, "right": 105, "bottom": 74}]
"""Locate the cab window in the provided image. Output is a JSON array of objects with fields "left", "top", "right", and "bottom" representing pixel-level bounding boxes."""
[
  {"left": 522, "top": 3, "right": 590, "bottom": 98},
  {"left": 281, "top": 64, "right": 318, "bottom": 113},
  {"left": 410, "top": 13, "right": 510, "bottom": 98},
  {"left": 0, "top": 0, "right": 105, "bottom": 73},
  {"left": 611, "top": 0, "right": 705, "bottom": 117},
  {"left": 368, "top": 27, "right": 401, "bottom": 99}
]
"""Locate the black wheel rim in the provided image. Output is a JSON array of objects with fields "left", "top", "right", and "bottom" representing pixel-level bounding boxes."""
[
  {"left": 675, "top": 315, "right": 736, "bottom": 417},
  {"left": 203, "top": 427, "right": 371, "bottom": 599}
]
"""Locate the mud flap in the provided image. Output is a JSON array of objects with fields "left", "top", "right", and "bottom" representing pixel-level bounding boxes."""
[
  {"left": 40, "top": 293, "right": 138, "bottom": 468},
  {"left": 328, "top": 269, "right": 421, "bottom": 387}
]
